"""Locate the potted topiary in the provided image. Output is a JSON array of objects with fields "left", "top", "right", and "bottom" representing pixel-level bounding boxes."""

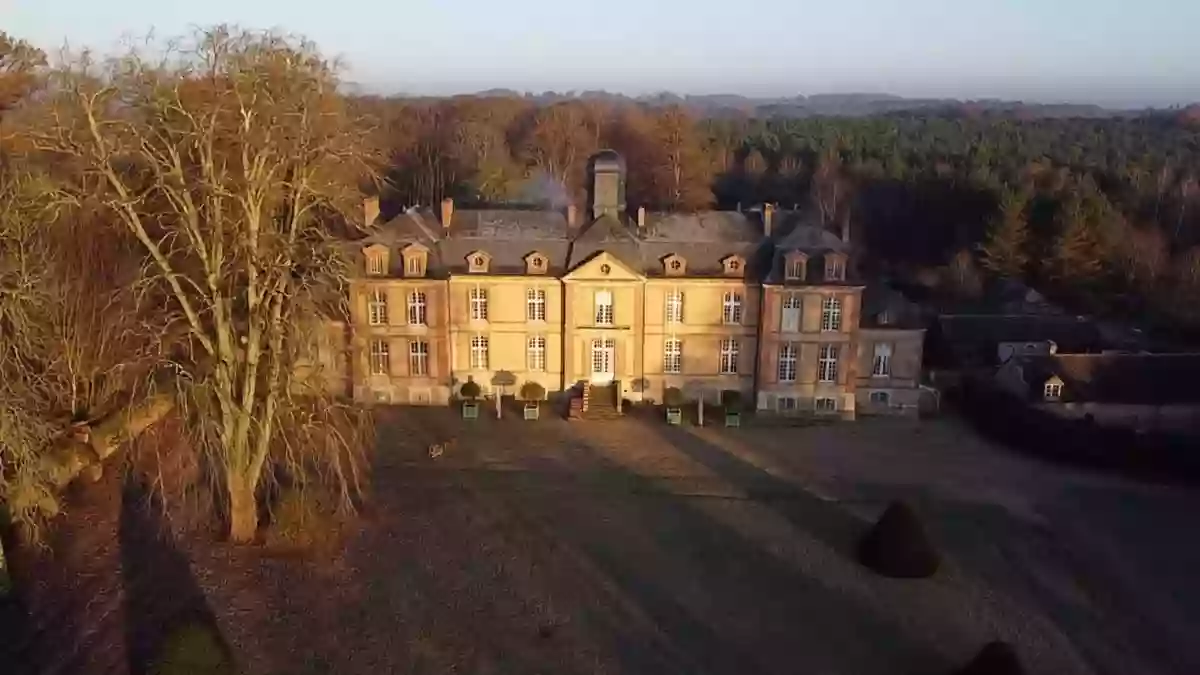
[
  {"left": 721, "top": 389, "right": 742, "bottom": 428},
  {"left": 663, "top": 386, "right": 685, "bottom": 425},
  {"left": 459, "top": 379, "right": 481, "bottom": 420},
  {"left": 520, "top": 381, "right": 546, "bottom": 420}
]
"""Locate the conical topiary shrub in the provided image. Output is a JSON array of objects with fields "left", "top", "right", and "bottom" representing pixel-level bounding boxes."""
[
  {"left": 857, "top": 500, "right": 940, "bottom": 578},
  {"left": 955, "top": 641, "right": 1025, "bottom": 675}
]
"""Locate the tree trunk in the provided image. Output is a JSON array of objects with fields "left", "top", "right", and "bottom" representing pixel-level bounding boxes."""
[{"left": 226, "top": 473, "right": 258, "bottom": 543}]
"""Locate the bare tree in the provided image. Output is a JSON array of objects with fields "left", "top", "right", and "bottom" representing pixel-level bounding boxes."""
[
  {"left": 32, "top": 27, "right": 372, "bottom": 542},
  {"left": 811, "top": 148, "right": 850, "bottom": 226}
]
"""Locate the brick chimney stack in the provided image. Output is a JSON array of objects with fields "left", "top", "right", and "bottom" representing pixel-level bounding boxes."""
[
  {"left": 440, "top": 197, "right": 454, "bottom": 228},
  {"left": 637, "top": 206, "right": 646, "bottom": 228},
  {"left": 840, "top": 213, "right": 851, "bottom": 244},
  {"left": 763, "top": 203, "right": 775, "bottom": 237},
  {"left": 363, "top": 195, "right": 380, "bottom": 228}
]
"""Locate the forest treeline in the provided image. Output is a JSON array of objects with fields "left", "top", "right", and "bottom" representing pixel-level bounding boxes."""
[{"left": 365, "top": 95, "right": 1200, "bottom": 332}]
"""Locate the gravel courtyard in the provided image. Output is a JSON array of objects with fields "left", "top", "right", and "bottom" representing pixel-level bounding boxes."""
[{"left": 193, "top": 408, "right": 1200, "bottom": 675}]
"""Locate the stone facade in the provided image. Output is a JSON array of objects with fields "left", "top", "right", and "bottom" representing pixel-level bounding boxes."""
[{"left": 340, "top": 152, "right": 926, "bottom": 418}]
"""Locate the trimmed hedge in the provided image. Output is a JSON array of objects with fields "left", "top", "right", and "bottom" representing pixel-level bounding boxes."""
[{"left": 459, "top": 380, "right": 481, "bottom": 400}]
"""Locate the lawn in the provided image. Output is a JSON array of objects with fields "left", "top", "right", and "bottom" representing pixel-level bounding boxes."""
[{"left": 187, "top": 409, "right": 1200, "bottom": 675}]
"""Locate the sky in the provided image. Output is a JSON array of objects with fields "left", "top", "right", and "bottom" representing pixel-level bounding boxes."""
[{"left": 7, "top": 0, "right": 1200, "bottom": 107}]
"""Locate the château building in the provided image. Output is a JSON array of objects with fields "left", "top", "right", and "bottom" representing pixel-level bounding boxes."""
[{"left": 344, "top": 151, "right": 925, "bottom": 418}]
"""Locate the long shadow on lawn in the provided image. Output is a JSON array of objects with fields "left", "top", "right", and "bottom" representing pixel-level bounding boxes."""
[{"left": 476, "top": 423, "right": 949, "bottom": 675}]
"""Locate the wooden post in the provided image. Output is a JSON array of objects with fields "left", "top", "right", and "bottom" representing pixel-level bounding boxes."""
[{"left": 698, "top": 393, "right": 704, "bottom": 426}]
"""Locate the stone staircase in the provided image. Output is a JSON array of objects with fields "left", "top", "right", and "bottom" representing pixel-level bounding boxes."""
[{"left": 583, "top": 384, "right": 623, "bottom": 421}]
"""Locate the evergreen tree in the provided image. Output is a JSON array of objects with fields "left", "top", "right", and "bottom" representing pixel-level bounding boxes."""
[
  {"left": 1051, "top": 194, "right": 1105, "bottom": 284},
  {"left": 980, "top": 190, "right": 1030, "bottom": 278}
]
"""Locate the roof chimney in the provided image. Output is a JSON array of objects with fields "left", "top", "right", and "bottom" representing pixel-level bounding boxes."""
[
  {"left": 588, "top": 150, "right": 625, "bottom": 220},
  {"left": 440, "top": 197, "right": 454, "bottom": 228},
  {"left": 567, "top": 203, "right": 578, "bottom": 228},
  {"left": 637, "top": 206, "right": 646, "bottom": 228},
  {"left": 840, "top": 213, "right": 851, "bottom": 244},
  {"left": 763, "top": 203, "right": 775, "bottom": 237},
  {"left": 363, "top": 195, "right": 380, "bottom": 227}
]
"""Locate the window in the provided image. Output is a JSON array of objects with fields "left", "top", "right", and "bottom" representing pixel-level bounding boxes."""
[
  {"left": 409, "top": 340, "right": 429, "bottom": 376},
  {"left": 527, "top": 288, "right": 547, "bottom": 322},
  {"left": 781, "top": 295, "right": 801, "bottom": 332},
  {"left": 470, "top": 335, "right": 489, "bottom": 370},
  {"left": 1044, "top": 381, "right": 1063, "bottom": 401},
  {"left": 468, "top": 252, "right": 490, "bottom": 273},
  {"left": 369, "top": 339, "right": 390, "bottom": 375},
  {"left": 664, "top": 255, "right": 686, "bottom": 276},
  {"left": 527, "top": 336, "right": 546, "bottom": 372},
  {"left": 825, "top": 257, "right": 845, "bottom": 281},
  {"left": 722, "top": 292, "right": 743, "bottom": 325},
  {"left": 469, "top": 287, "right": 488, "bottom": 321},
  {"left": 869, "top": 391, "right": 890, "bottom": 405},
  {"left": 815, "top": 397, "right": 838, "bottom": 413},
  {"left": 367, "top": 254, "right": 386, "bottom": 276},
  {"left": 872, "top": 343, "right": 893, "bottom": 377},
  {"left": 778, "top": 343, "right": 797, "bottom": 382},
  {"left": 665, "top": 290, "right": 684, "bottom": 324},
  {"left": 821, "top": 296, "right": 842, "bottom": 332},
  {"left": 786, "top": 257, "right": 806, "bottom": 280},
  {"left": 407, "top": 291, "right": 427, "bottom": 326},
  {"left": 719, "top": 339, "right": 739, "bottom": 375},
  {"left": 405, "top": 256, "right": 422, "bottom": 276},
  {"left": 777, "top": 396, "right": 798, "bottom": 412},
  {"left": 818, "top": 344, "right": 839, "bottom": 382},
  {"left": 723, "top": 256, "right": 744, "bottom": 276},
  {"left": 663, "top": 338, "right": 682, "bottom": 374},
  {"left": 367, "top": 289, "right": 389, "bottom": 326},
  {"left": 526, "top": 254, "right": 546, "bottom": 274},
  {"left": 595, "top": 290, "right": 614, "bottom": 326}
]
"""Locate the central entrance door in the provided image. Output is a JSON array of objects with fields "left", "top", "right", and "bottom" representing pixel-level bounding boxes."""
[{"left": 590, "top": 338, "right": 616, "bottom": 384}]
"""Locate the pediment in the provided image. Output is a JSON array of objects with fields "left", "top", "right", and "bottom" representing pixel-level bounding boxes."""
[{"left": 564, "top": 251, "right": 643, "bottom": 281}]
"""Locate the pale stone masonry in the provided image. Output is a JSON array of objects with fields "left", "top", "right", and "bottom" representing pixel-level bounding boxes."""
[{"left": 342, "top": 151, "right": 926, "bottom": 418}]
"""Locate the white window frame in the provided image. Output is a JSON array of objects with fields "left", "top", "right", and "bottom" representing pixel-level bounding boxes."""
[
  {"left": 722, "top": 292, "right": 743, "bottom": 325},
  {"left": 367, "top": 254, "right": 386, "bottom": 276},
  {"left": 818, "top": 344, "right": 839, "bottom": 383},
  {"left": 1044, "top": 381, "right": 1063, "bottom": 401},
  {"left": 787, "top": 258, "right": 805, "bottom": 280},
  {"left": 719, "top": 339, "right": 739, "bottom": 375},
  {"left": 815, "top": 397, "right": 838, "bottom": 413},
  {"left": 869, "top": 390, "right": 890, "bottom": 405},
  {"left": 665, "top": 290, "right": 684, "bottom": 324},
  {"left": 409, "top": 340, "right": 429, "bottom": 376},
  {"left": 470, "top": 335, "right": 489, "bottom": 370},
  {"left": 821, "top": 296, "right": 842, "bottom": 332},
  {"left": 872, "top": 343, "right": 893, "bottom": 377},
  {"left": 595, "top": 290, "right": 614, "bottom": 326},
  {"left": 369, "top": 339, "right": 390, "bottom": 375},
  {"left": 663, "top": 338, "right": 682, "bottom": 374},
  {"left": 405, "top": 255, "right": 422, "bottom": 276},
  {"left": 825, "top": 257, "right": 845, "bottom": 281},
  {"left": 526, "top": 288, "right": 547, "bottom": 322},
  {"left": 469, "top": 286, "right": 488, "bottom": 322},
  {"left": 527, "top": 335, "right": 546, "bottom": 372},
  {"left": 781, "top": 295, "right": 801, "bottom": 332},
  {"left": 407, "top": 291, "right": 427, "bottom": 326},
  {"left": 777, "top": 396, "right": 798, "bottom": 412},
  {"left": 778, "top": 343, "right": 797, "bottom": 382},
  {"left": 367, "top": 288, "right": 389, "bottom": 326}
]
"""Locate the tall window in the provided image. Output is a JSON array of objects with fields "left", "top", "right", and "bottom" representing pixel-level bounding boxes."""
[
  {"left": 405, "top": 256, "right": 422, "bottom": 276},
  {"left": 409, "top": 340, "right": 429, "bottom": 376},
  {"left": 825, "top": 257, "right": 845, "bottom": 281},
  {"left": 369, "top": 339, "right": 390, "bottom": 375},
  {"left": 408, "top": 291, "right": 427, "bottom": 326},
  {"left": 595, "top": 290, "right": 614, "bottom": 326},
  {"left": 526, "top": 288, "right": 547, "bottom": 322},
  {"left": 367, "top": 254, "right": 385, "bottom": 276},
  {"left": 469, "top": 287, "right": 488, "bottom": 321},
  {"left": 1044, "top": 381, "right": 1063, "bottom": 401},
  {"left": 815, "top": 397, "right": 838, "bottom": 412},
  {"left": 470, "top": 335, "right": 489, "bottom": 370},
  {"left": 665, "top": 290, "right": 684, "bottom": 324},
  {"left": 367, "top": 289, "right": 388, "bottom": 326},
  {"left": 821, "top": 296, "right": 842, "bottom": 332},
  {"left": 778, "top": 343, "right": 797, "bottom": 382},
  {"left": 872, "top": 343, "right": 893, "bottom": 377},
  {"left": 787, "top": 258, "right": 805, "bottom": 280},
  {"left": 719, "top": 339, "right": 739, "bottom": 375},
  {"left": 663, "top": 338, "right": 682, "bottom": 374},
  {"left": 722, "top": 292, "right": 743, "bottom": 325},
  {"left": 781, "top": 295, "right": 801, "bottom": 332},
  {"left": 527, "top": 336, "right": 546, "bottom": 372},
  {"left": 818, "top": 344, "right": 839, "bottom": 382}
]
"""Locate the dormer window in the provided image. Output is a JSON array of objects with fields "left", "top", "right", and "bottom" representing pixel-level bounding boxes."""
[
  {"left": 467, "top": 251, "right": 491, "bottom": 274},
  {"left": 363, "top": 244, "right": 389, "bottom": 277},
  {"left": 784, "top": 252, "right": 809, "bottom": 281},
  {"left": 1044, "top": 380, "right": 1063, "bottom": 401},
  {"left": 722, "top": 255, "right": 745, "bottom": 277},
  {"left": 401, "top": 243, "right": 428, "bottom": 278},
  {"left": 662, "top": 254, "right": 687, "bottom": 277},
  {"left": 824, "top": 253, "right": 847, "bottom": 282},
  {"left": 525, "top": 252, "right": 547, "bottom": 275}
]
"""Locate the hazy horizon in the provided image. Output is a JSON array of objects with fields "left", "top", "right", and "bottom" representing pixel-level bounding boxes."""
[{"left": 10, "top": 0, "right": 1200, "bottom": 108}]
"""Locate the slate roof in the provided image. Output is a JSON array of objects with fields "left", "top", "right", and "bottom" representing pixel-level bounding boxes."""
[
  {"left": 938, "top": 314, "right": 1102, "bottom": 351},
  {"left": 762, "top": 209, "right": 856, "bottom": 285},
  {"left": 354, "top": 208, "right": 447, "bottom": 277},
  {"left": 1013, "top": 353, "right": 1200, "bottom": 405},
  {"left": 861, "top": 285, "right": 926, "bottom": 329},
  {"left": 567, "top": 213, "right": 642, "bottom": 272},
  {"left": 442, "top": 209, "right": 572, "bottom": 275}
]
